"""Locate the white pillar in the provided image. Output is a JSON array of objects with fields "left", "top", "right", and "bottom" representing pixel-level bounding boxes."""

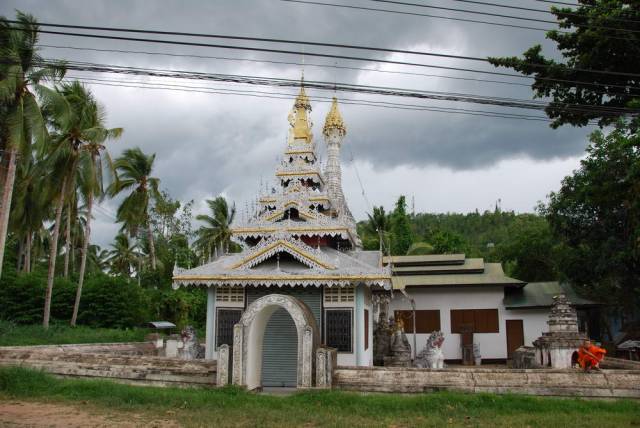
[
  {"left": 205, "top": 287, "right": 216, "bottom": 360},
  {"left": 355, "top": 284, "right": 366, "bottom": 366}
]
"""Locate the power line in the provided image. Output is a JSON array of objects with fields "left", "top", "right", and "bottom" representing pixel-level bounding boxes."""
[
  {"left": 40, "top": 43, "right": 639, "bottom": 97},
  {"left": 40, "top": 59, "right": 637, "bottom": 117},
  {"left": 41, "top": 44, "right": 535, "bottom": 89},
  {"left": 365, "top": 0, "right": 639, "bottom": 30},
  {"left": 281, "top": 0, "right": 638, "bottom": 39},
  {"left": 379, "top": 0, "right": 640, "bottom": 25},
  {"left": 64, "top": 73, "right": 566, "bottom": 122},
  {"left": 8, "top": 20, "right": 640, "bottom": 78}
]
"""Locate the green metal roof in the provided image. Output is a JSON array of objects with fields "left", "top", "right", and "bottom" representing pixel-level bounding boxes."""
[
  {"left": 392, "top": 263, "right": 524, "bottom": 290},
  {"left": 503, "top": 282, "right": 599, "bottom": 309},
  {"left": 383, "top": 253, "right": 465, "bottom": 266}
]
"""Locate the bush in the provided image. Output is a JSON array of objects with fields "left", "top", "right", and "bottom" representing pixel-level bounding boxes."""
[
  {"left": 0, "top": 272, "right": 45, "bottom": 324},
  {"left": 78, "top": 274, "right": 150, "bottom": 328}
]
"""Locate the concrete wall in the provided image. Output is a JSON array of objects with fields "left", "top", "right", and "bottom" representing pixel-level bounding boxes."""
[
  {"left": 334, "top": 366, "right": 640, "bottom": 398},
  {"left": 0, "top": 344, "right": 216, "bottom": 388},
  {"left": 389, "top": 287, "right": 550, "bottom": 360}
]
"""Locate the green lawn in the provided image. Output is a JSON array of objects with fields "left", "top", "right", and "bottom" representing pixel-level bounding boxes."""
[
  {"left": 0, "top": 367, "right": 638, "bottom": 427},
  {"left": 0, "top": 321, "right": 148, "bottom": 346}
]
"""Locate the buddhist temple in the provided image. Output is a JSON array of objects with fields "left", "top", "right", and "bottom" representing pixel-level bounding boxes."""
[{"left": 173, "top": 81, "right": 391, "bottom": 389}]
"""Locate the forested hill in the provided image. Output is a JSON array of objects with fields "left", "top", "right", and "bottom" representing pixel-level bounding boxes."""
[{"left": 357, "top": 207, "right": 558, "bottom": 283}]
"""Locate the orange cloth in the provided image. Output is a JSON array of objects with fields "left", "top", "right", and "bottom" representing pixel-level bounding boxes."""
[{"left": 578, "top": 344, "right": 606, "bottom": 369}]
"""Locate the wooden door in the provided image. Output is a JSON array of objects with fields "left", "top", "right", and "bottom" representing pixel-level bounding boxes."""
[{"left": 506, "top": 319, "right": 524, "bottom": 359}]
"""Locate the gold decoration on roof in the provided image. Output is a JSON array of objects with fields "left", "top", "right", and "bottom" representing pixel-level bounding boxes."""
[
  {"left": 323, "top": 97, "right": 346, "bottom": 137},
  {"left": 291, "top": 84, "right": 313, "bottom": 142}
]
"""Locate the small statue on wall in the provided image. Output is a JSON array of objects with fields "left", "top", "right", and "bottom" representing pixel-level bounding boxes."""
[
  {"left": 384, "top": 318, "right": 412, "bottom": 367},
  {"left": 415, "top": 331, "right": 445, "bottom": 369}
]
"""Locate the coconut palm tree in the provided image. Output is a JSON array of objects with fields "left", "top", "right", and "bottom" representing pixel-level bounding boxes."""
[
  {"left": 42, "top": 80, "right": 121, "bottom": 327},
  {"left": 194, "top": 196, "right": 236, "bottom": 259},
  {"left": 107, "top": 233, "right": 140, "bottom": 276},
  {"left": 9, "top": 151, "right": 48, "bottom": 273},
  {"left": 0, "top": 12, "right": 65, "bottom": 279},
  {"left": 109, "top": 148, "right": 159, "bottom": 270}
]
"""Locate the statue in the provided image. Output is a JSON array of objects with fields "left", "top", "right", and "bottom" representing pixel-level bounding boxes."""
[
  {"left": 384, "top": 317, "right": 412, "bottom": 367},
  {"left": 415, "top": 331, "right": 445, "bottom": 369},
  {"left": 179, "top": 326, "right": 204, "bottom": 360},
  {"left": 373, "top": 302, "right": 392, "bottom": 366}
]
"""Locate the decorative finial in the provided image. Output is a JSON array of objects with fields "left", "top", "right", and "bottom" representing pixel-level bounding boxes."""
[{"left": 323, "top": 97, "right": 346, "bottom": 137}]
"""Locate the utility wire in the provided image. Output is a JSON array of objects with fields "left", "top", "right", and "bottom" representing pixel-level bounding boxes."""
[
  {"left": 7, "top": 20, "right": 640, "bottom": 78},
  {"left": 40, "top": 43, "right": 639, "bottom": 97},
  {"left": 64, "top": 73, "right": 566, "bottom": 122},
  {"left": 4, "top": 56, "right": 636, "bottom": 118},
  {"left": 281, "top": 0, "right": 638, "bottom": 39},
  {"left": 41, "top": 44, "right": 534, "bottom": 89},
  {"left": 368, "top": 0, "right": 640, "bottom": 26}
]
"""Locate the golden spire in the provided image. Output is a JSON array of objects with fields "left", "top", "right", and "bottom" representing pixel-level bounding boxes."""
[
  {"left": 291, "top": 79, "right": 313, "bottom": 142},
  {"left": 323, "top": 97, "right": 346, "bottom": 137}
]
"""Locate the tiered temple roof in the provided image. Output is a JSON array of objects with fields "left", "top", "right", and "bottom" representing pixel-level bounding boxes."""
[{"left": 173, "top": 83, "right": 390, "bottom": 289}]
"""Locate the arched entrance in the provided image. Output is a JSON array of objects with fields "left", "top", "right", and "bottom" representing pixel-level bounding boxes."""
[{"left": 231, "top": 294, "right": 319, "bottom": 390}]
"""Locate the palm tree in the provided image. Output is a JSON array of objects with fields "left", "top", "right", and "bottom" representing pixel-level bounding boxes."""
[
  {"left": 56, "top": 81, "right": 121, "bottom": 325},
  {"left": 0, "top": 12, "right": 65, "bottom": 279},
  {"left": 107, "top": 233, "right": 140, "bottom": 276},
  {"left": 194, "top": 196, "right": 236, "bottom": 259},
  {"left": 87, "top": 244, "right": 110, "bottom": 273},
  {"left": 109, "top": 148, "right": 159, "bottom": 270},
  {"left": 9, "top": 150, "right": 48, "bottom": 273},
  {"left": 42, "top": 80, "right": 121, "bottom": 327}
]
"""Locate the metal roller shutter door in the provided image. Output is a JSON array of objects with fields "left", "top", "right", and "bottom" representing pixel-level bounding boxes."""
[{"left": 246, "top": 287, "right": 322, "bottom": 387}]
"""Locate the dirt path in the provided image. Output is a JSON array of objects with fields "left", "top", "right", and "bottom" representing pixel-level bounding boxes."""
[{"left": 0, "top": 400, "right": 180, "bottom": 428}]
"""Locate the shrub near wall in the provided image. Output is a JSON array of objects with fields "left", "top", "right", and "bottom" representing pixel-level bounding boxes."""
[{"left": 78, "top": 275, "right": 150, "bottom": 328}]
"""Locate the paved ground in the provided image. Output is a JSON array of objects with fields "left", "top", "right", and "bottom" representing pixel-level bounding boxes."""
[{"left": 0, "top": 400, "right": 179, "bottom": 428}]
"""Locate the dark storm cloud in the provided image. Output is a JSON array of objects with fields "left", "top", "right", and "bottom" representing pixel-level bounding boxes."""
[{"left": 1, "top": 0, "right": 593, "bottom": 220}]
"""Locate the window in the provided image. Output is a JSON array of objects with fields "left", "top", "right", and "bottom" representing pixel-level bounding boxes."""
[
  {"left": 324, "top": 286, "right": 355, "bottom": 303},
  {"left": 450, "top": 309, "right": 499, "bottom": 334},
  {"left": 216, "top": 286, "right": 244, "bottom": 304},
  {"left": 325, "top": 309, "right": 352, "bottom": 352},
  {"left": 216, "top": 309, "right": 242, "bottom": 346},
  {"left": 394, "top": 310, "right": 441, "bottom": 334}
]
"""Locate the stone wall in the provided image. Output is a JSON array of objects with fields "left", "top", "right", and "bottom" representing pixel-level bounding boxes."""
[
  {"left": 0, "top": 344, "right": 216, "bottom": 388},
  {"left": 334, "top": 366, "right": 640, "bottom": 398}
]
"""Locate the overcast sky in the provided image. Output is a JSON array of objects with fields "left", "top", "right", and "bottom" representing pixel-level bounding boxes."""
[{"left": 1, "top": 0, "right": 594, "bottom": 247}]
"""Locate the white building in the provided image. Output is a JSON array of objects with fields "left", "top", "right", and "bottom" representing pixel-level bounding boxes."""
[{"left": 172, "top": 82, "right": 596, "bottom": 389}]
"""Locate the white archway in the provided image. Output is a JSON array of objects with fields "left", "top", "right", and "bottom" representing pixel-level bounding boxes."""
[{"left": 231, "top": 294, "right": 319, "bottom": 390}]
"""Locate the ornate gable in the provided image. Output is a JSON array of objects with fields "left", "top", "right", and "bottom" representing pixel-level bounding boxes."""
[{"left": 230, "top": 237, "right": 337, "bottom": 270}]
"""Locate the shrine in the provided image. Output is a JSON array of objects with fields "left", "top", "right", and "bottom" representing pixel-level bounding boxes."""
[{"left": 173, "top": 81, "right": 391, "bottom": 389}]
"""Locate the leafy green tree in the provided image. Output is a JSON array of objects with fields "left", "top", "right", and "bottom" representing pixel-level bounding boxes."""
[
  {"left": 431, "top": 230, "right": 468, "bottom": 254},
  {"left": 0, "top": 12, "right": 65, "bottom": 279},
  {"left": 489, "top": 1, "right": 640, "bottom": 128},
  {"left": 194, "top": 196, "right": 236, "bottom": 258},
  {"left": 389, "top": 196, "right": 413, "bottom": 255},
  {"left": 541, "top": 119, "right": 639, "bottom": 310},
  {"left": 365, "top": 206, "right": 390, "bottom": 252},
  {"left": 497, "top": 215, "right": 557, "bottom": 282},
  {"left": 109, "top": 148, "right": 159, "bottom": 270}
]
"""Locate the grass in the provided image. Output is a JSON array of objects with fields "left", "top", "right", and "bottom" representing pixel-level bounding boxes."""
[
  {"left": 0, "top": 321, "right": 148, "bottom": 346},
  {"left": 0, "top": 367, "right": 638, "bottom": 427}
]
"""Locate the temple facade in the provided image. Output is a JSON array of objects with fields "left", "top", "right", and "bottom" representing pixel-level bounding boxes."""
[
  {"left": 173, "top": 82, "right": 599, "bottom": 389},
  {"left": 173, "top": 83, "right": 391, "bottom": 389}
]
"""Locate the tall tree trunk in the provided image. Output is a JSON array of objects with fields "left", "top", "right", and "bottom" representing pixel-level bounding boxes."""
[
  {"left": 64, "top": 204, "right": 71, "bottom": 278},
  {"left": 0, "top": 148, "right": 18, "bottom": 279},
  {"left": 43, "top": 176, "right": 67, "bottom": 329},
  {"left": 25, "top": 231, "right": 31, "bottom": 273},
  {"left": 147, "top": 219, "right": 156, "bottom": 270},
  {"left": 71, "top": 189, "right": 93, "bottom": 326}
]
